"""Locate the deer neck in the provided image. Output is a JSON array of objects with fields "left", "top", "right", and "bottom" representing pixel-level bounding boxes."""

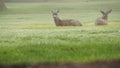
[
  {"left": 102, "top": 15, "right": 108, "bottom": 21},
  {"left": 53, "top": 16, "right": 61, "bottom": 26}
]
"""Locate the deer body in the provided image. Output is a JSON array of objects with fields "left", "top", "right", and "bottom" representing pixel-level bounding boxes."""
[
  {"left": 52, "top": 10, "right": 82, "bottom": 26},
  {"left": 95, "top": 9, "right": 112, "bottom": 25},
  {"left": 95, "top": 17, "right": 107, "bottom": 25}
]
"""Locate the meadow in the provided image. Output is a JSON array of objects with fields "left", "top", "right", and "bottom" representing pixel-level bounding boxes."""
[{"left": 0, "top": 0, "right": 120, "bottom": 64}]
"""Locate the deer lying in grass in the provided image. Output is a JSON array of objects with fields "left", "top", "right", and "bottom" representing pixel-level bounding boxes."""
[
  {"left": 51, "top": 10, "right": 82, "bottom": 26},
  {"left": 95, "top": 9, "right": 112, "bottom": 25}
]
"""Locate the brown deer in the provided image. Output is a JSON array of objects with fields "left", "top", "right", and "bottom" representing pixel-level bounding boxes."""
[
  {"left": 95, "top": 9, "right": 112, "bottom": 25},
  {"left": 51, "top": 10, "right": 82, "bottom": 26}
]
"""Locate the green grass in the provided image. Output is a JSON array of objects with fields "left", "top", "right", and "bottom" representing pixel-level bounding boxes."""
[{"left": 0, "top": 0, "right": 120, "bottom": 64}]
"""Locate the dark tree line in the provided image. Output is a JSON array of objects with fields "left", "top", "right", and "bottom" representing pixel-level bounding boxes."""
[{"left": 0, "top": 0, "right": 7, "bottom": 11}]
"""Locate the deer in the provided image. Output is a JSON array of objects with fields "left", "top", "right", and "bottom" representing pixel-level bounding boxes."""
[
  {"left": 95, "top": 9, "right": 112, "bottom": 25},
  {"left": 51, "top": 10, "right": 82, "bottom": 26}
]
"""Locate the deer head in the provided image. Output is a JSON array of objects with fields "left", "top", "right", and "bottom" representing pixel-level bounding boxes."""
[
  {"left": 100, "top": 9, "right": 112, "bottom": 20},
  {"left": 51, "top": 10, "right": 59, "bottom": 18}
]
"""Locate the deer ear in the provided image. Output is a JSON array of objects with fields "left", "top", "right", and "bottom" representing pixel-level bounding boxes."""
[
  {"left": 56, "top": 10, "right": 60, "bottom": 13},
  {"left": 100, "top": 10, "right": 105, "bottom": 14},
  {"left": 51, "top": 10, "right": 54, "bottom": 13},
  {"left": 107, "top": 9, "right": 112, "bottom": 13}
]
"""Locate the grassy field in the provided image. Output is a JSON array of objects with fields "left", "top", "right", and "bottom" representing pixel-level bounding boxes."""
[{"left": 0, "top": 0, "right": 120, "bottom": 64}]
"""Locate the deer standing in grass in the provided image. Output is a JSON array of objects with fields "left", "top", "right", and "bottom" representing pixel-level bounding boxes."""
[
  {"left": 95, "top": 9, "right": 112, "bottom": 25},
  {"left": 51, "top": 10, "right": 82, "bottom": 26}
]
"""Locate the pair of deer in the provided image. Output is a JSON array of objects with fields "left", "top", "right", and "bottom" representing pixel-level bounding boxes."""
[{"left": 51, "top": 9, "right": 112, "bottom": 26}]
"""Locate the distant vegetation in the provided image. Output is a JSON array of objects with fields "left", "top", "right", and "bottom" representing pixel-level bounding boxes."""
[
  {"left": 5, "top": 0, "right": 86, "bottom": 2},
  {"left": 4, "top": 0, "right": 119, "bottom": 2}
]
